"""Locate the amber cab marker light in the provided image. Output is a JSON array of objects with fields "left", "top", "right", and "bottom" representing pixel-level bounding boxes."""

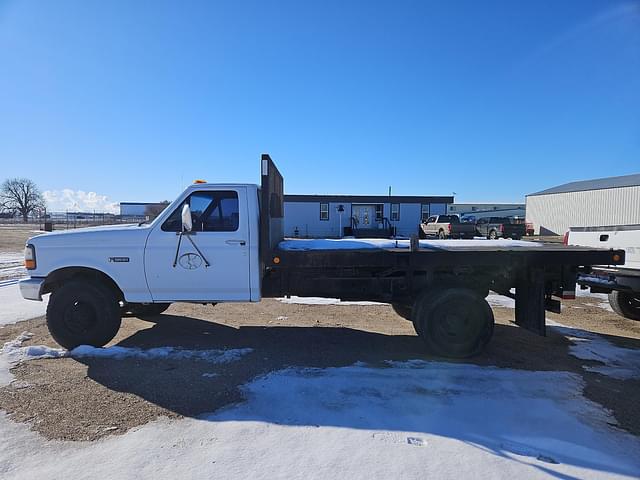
[{"left": 193, "top": 179, "right": 207, "bottom": 184}]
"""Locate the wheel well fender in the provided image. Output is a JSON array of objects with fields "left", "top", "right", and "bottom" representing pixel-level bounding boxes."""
[{"left": 43, "top": 267, "right": 124, "bottom": 301}]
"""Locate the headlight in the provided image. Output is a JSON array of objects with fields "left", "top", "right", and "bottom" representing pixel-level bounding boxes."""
[{"left": 25, "top": 244, "right": 36, "bottom": 270}]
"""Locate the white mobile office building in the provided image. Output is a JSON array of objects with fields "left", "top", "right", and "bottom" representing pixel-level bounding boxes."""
[
  {"left": 526, "top": 173, "right": 640, "bottom": 235},
  {"left": 284, "top": 194, "right": 454, "bottom": 238}
]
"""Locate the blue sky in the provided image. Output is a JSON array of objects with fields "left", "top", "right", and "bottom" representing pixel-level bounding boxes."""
[{"left": 1, "top": 0, "right": 639, "bottom": 211}]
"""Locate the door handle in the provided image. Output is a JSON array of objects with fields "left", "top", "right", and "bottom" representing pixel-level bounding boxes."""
[{"left": 226, "top": 239, "right": 246, "bottom": 246}]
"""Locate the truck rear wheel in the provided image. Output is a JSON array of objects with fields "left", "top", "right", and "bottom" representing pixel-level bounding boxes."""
[
  {"left": 412, "top": 288, "right": 494, "bottom": 358},
  {"left": 488, "top": 230, "right": 497, "bottom": 240},
  {"left": 438, "top": 230, "right": 446, "bottom": 239},
  {"left": 608, "top": 291, "right": 640, "bottom": 321},
  {"left": 46, "top": 279, "right": 121, "bottom": 350}
]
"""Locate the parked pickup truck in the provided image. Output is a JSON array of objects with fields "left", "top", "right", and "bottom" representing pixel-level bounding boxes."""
[
  {"left": 19, "top": 154, "right": 625, "bottom": 358},
  {"left": 567, "top": 224, "right": 640, "bottom": 321},
  {"left": 475, "top": 217, "right": 526, "bottom": 240},
  {"left": 418, "top": 215, "right": 477, "bottom": 239}
]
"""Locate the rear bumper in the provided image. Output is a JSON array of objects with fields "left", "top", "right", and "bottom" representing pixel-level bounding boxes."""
[{"left": 19, "top": 277, "right": 45, "bottom": 301}]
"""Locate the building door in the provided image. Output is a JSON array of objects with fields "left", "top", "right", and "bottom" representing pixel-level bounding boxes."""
[{"left": 352, "top": 204, "right": 380, "bottom": 229}]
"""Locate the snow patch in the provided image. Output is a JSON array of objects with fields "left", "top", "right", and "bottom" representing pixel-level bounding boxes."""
[
  {"left": 0, "top": 284, "right": 49, "bottom": 326},
  {"left": 549, "top": 320, "right": 640, "bottom": 380},
  {"left": 278, "top": 296, "right": 388, "bottom": 306},
  {"left": 0, "top": 361, "right": 639, "bottom": 478},
  {"left": 70, "top": 345, "right": 253, "bottom": 363},
  {"left": 486, "top": 293, "right": 515, "bottom": 309},
  {"left": 0, "top": 333, "right": 252, "bottom": 387},
  {"left": 279, "top": 238, "right": 540, "bottom": 251}
]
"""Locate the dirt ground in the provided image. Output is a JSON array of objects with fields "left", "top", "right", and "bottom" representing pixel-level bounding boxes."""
[
  {"left": 1, "top": 226, "right": 638, "bottom": 443},
  {"left": 0, "top": 296, "right": 639, "bottom": 442},
  {"left": 0, "top": 224, "right": 44, "bottom": 252}
]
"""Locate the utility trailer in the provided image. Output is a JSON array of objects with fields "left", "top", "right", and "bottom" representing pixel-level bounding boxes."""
[{"left": 20, "top": 154, "right": 625, "bottom": 358}]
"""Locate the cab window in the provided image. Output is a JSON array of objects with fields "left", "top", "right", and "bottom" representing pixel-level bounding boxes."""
[{"left": 162, "top": 191, "right": 239, "bottom": 232}]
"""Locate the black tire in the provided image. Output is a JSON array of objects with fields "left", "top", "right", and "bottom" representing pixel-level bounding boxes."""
[
  {"left": 123, "top": 302, "right": 171, "bottom": 318},
  {"left": 412, "top": 288, "right": 494, "bottom": 358},
  {"left": 488, "top": 230, "right": 497, "bottom": 240},
  {"left": 46, "top": 279, "right": 121, "bottom": 349},
  {"left": 392, "top": 303, "right": 412, "bottom": 321},
  {"left": 438, "top": 230, "right": 446, "bottom": 239},
  {"left": 608, "top": 291, "right": 640, "bottom": 321}
]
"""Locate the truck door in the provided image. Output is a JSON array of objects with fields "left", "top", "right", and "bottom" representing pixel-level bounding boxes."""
[{"left": 144, "top": 187, "right": 251, "bottom": 302}]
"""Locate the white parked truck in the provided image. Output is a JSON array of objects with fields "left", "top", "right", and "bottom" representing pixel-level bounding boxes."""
[
  {"left": 567, "top": 225, "right": 640, "bottom": 320},
  {"left": 19, "top": 155, "right": 625, "bottom": 357}
]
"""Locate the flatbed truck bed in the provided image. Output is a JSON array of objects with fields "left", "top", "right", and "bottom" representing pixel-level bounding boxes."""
[{"left": 259, "top": 154, "right": 625, "bottom": 356}]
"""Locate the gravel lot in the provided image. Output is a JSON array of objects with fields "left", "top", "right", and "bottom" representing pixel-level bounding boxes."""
[
  {"left": 1, "top": 227, "right": 638, "bottom": 446},
  {"left": 1, "top": 296, "right": 639, "bottom": 442}
]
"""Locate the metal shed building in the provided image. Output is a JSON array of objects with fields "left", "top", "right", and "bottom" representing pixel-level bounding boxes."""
[{"left": 526, "top": 173, "right": 640, "bottom": 235}]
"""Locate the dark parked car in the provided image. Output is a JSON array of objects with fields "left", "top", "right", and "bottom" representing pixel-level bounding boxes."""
[{"left": 475, "top": 217, "right": 526, "bottom": 240}]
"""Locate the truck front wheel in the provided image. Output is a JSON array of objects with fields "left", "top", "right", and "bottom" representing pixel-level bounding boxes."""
[
  {"left": 412, "top": 288, "right": 494, "bottom": 358},
  {"left": 46, "top": 279, "right": 122, "bottom": 350},
  {"left": 392, "top": 303, "right": 412, "bottom": 321},
  {"left": 608, "top": 291, "right": 640, "bottom": 321}
]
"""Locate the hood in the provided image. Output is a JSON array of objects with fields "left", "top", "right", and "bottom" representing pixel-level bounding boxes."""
[{"left": 28, "top": 223, "right": 151, "bottom": 248}]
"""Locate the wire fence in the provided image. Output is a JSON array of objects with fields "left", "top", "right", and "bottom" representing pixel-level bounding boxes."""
[{"left": 0, "top": 212, "right": 150, "bottom": 230}]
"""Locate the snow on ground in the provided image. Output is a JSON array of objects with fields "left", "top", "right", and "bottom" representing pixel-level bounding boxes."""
[
  {"left": 278, "top": 296, "right": 387, "bottom": 306},
  {"left": 0, "top": 284, "right": 48, "bottom": 326},
  {"left": 0, "top": 252, "right": 26, "bottom": 281},
  {"left": 486, "top": 292, "right": 515, "bottom": 308},
  {"left": 0, "top": 361, "right": 639, "bottom": 479},
  {"left": 548, "top": 320, "right": 640, "bottom": 380},
  {"left": 0, "top": 333, "right": 253, "bottom": 387},
  {"left": 70, "top": 345, "right": 253, "bottom": 363},
  {"left": 279, "top": 238, "right": 540, "bottom": 251},
  {"left": 575, "top": 287, "right": 614, "bottom": 312}
]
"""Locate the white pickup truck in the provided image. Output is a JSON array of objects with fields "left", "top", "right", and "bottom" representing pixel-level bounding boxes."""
[
  {"left": 567, "top": 225, "right": 640, "bottom": 320},
  {"left": 19, "top": 154, "right": 625, "bottom": 357}
]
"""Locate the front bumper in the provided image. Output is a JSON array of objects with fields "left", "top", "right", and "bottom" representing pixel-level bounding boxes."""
[{"left": 19, "top": 277, "right": 45, "bottom": 301}]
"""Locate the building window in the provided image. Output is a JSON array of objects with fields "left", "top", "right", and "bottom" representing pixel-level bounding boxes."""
[
  {"left": 421, "top": 204, "right": 430, "bottom": 222},
  {"left": 375, "top": 204, "right": 384, "bottom": 222},
  {"left": 320, "top": 203, "right": 329, "bottom": 221},
  {"left": 449, "top": 206, "right": 456, "bottom": 212},
  {"left": 390, "top": 203, "right": 400, "bottom": 221}
]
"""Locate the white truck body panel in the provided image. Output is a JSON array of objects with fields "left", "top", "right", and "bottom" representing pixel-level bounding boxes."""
[
  {"left": 24, "top": 183, "right": 263, "bottom": 303},
  {"left": 26, "top": 224, "right": 153, "bottom": 302},
  {"left": 568, "top": 226, "right": 640, "bottom": 271}
]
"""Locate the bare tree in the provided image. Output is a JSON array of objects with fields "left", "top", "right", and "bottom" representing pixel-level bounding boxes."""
[
  {"left": 0, "top": 178, "right": 45, "bottom": 223},
  {"left": 145, "top": 201, "right": 170, "bottom": 218}
]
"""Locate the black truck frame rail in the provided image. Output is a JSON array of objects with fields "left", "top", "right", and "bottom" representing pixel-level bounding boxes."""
[{"left": 258, "top": 154, "right": 626, "bottom": 356}]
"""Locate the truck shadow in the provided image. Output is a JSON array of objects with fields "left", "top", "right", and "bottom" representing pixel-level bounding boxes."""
[
  {"left": 74, "top": 312, "right": 640, "bottom": 418},
  {"left": 72, "top": 313, "right": 640, "bottom": 479}
]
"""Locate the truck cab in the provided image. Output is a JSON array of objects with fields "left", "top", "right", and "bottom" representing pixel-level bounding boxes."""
[{"left": 23, "top": 183, "right": 262, "bottom": 305}]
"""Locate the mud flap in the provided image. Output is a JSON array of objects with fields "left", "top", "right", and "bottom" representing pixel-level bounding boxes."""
[{"left": 515, "top": 267, "right": 546, "bottom": 336}]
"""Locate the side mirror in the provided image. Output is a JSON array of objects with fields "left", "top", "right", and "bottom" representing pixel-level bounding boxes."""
[{"left": 181, "top": 203, "right": 192, "bottom": 232}]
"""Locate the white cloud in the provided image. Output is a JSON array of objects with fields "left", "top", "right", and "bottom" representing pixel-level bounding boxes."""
[{"left": 43, "top": 189, "right": 119, "bottom": 214}]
